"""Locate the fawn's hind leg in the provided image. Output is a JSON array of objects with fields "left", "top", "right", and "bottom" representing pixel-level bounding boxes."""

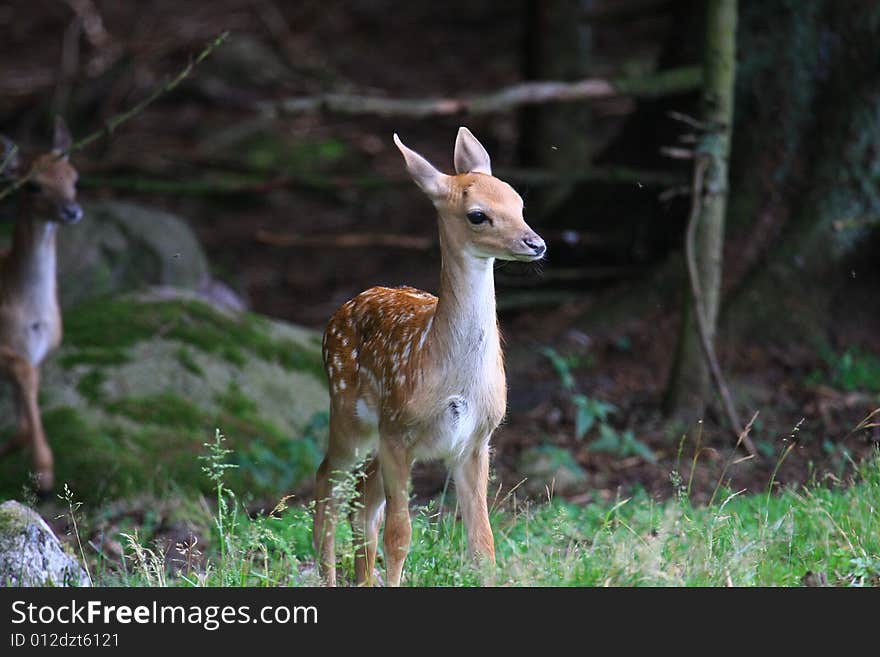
[
  {"left": 314, "top": 406, "right": 369, "bottom": 586},
  {"left": 350, "top": 456, "right": 385, "bottom": 586}
]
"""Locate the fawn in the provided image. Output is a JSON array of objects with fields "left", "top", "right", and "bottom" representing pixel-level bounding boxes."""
[
  {"left": 0, "top": 117, "right": 83, "bottom": 494},
  {"left": 314, "top": 127, "right": 546, "bottom": 586}
]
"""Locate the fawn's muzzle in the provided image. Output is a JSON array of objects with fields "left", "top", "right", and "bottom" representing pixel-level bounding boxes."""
[
  {"left": 513, "top": 232, "right": 546, "bottom": 260},
  {"left": 58, "top": 202, "right": 83, "bottom": 224}
]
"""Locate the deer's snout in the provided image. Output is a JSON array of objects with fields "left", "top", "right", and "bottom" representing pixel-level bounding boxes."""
[
  {"left": 522, "top": 233, "right": 546, "bottom": 257},
  {"left": 513, "top": 230, "right": 546, "bottom": 260},
  {"left": 58, "top": 202, "right": 83, "bottom": 224}
]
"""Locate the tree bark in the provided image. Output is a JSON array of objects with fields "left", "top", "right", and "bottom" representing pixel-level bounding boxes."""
[
  {"left": 723, "top": 1, "right": 880, "bottom": 345},
  {"left": 664, "top": 0, "right": 737, "bottom": 421}
]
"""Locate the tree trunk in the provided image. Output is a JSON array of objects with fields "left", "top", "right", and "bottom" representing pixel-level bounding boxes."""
[
  {"left": 664, "top": 0, "right": 737, "bottom": 421},
  {"left": 723, "top": 0, "right": 880, "bottom": 345},
  {"left": 518, "top": 0, "right": 594, "bottom": 217}
]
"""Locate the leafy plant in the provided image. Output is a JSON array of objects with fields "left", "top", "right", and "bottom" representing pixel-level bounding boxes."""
[
  {"left": 572, "top": 395, "right": 616, "bottom": 440},
  {"left": 807, "top": 346, "right": 880, "bottom": 394},
  {"left": 541, "top": 346, "right": 655, "bottom": 462},
  {"left": 590, "top": 425, "right": 658, "bottom": 463},
  {"left": 236, "top": 411, "right": 327, "bottom": 492},
  {"left": 539, "top": 346, "right": 579, "bottom": 391}
]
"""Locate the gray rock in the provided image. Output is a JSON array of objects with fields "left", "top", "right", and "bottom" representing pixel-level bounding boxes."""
[
  {"left": 56, "top": 200, "right": 214, "bottom": 308},
  {"left": 0, "top": 500, "right": 89, "bottom": 587}
]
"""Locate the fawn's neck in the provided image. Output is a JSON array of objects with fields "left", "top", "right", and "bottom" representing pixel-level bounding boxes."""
[
  {"left": 6, "top": 202, "right": 58, "bottom": 296},
  {"left": 427, "top": 232, "right": 499, "bottom": 371}
]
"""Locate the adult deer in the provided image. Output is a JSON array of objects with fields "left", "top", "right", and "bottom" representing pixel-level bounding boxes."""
[
  {"left": 314, "top": 127, "right": 546, "bottom": 586},
  {"left": 0, "top": 117, "right": 83, "bottom": 494}
]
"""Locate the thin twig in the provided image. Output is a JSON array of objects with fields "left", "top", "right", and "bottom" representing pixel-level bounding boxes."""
[
  {"left": 686, "top": 154, "right": 759, "bottom": 459},
  {"left": 0, "top": 144, "right": 19, "bottom": 177},
  {"left": 0, "top": 31, "right": 229, "bottom": 203}
]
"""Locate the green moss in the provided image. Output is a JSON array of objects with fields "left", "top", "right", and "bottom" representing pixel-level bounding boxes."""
[
  {"left": 76, "top": 369, "right": 106, "bottom": 404},
  {"left": 215, "top": 382, "right": 288, "bottom": 445},
  {"left": 62, "top": 297, "right": 324, "bottom": 379},
  {"left": 175, "top": 347, "right": 204, "bottom": 377},
  {"left": 215, "top": 382, "right": 323, "bottom": 493},
  {"left": 59, "top": 348, "right": 131, "bottom": 369},
  {"left": 0, "top": 404, "right": 209, "bottom": 501},
  {"left": 104, "top": 393, "right": 205, "bottom": 431},
  {"left": 241, "top": 133, "right": 349, "bottom": 175},
  {"left": 0, "top": 505, "right": 30, "bottom": 534}
]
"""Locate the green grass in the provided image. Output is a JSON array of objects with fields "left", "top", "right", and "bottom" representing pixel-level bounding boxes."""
[{"left": 70, "top": 433, "right": 880, "bottom": 587}]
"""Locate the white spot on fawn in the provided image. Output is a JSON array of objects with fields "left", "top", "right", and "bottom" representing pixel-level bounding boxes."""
[{"left": 355, "top": 398, "right": 378, "bottom": 425}]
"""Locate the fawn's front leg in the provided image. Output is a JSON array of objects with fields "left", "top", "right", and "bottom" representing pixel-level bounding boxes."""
[
  {"left": 0, "top": 348, "right": 53, "bottom": 493},
  {"left": 379, "top": 439, "right": 412, "bottom": 587},
  {"left": 453, "top": 443, "right": 495, "bottom": 563}
]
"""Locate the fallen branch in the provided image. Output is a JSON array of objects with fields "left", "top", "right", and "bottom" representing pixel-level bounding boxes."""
[
  {"left": 0, "top": 31, "right": 229, "bottom": 203},
  {"left": 496, "top": 290, "right": 588, "bottom": 311},
  {"left": 686, "top": 154, "right": 759, "bottom": 459},
  {"left": 260, "top": 66, "right": 701, "bottom": 118},
  {"left": 255, "top": 228, "right": 616, "bottom": 255},
  {"left": 255, "top": 230, "right": 433, "bottom": 250},
  {"left": 496, "top": 265, "right": 641, "bottom": 285},
  {"left": 78, "top": 164, "right": 685, "bottom": 197}
]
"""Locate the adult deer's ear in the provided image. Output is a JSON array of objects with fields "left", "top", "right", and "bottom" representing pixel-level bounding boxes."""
[
  {"left": 0, "top": 135, "right": 21, "bottom": 179},
  {"left": 53, "top": 116, "right": 72, "bottom": 158},
  {"left": 393, "top": 133, "right": 450, "bottom": 200},
  {"left": 453, "top": 126, "right": 491, "bottom": 176}
]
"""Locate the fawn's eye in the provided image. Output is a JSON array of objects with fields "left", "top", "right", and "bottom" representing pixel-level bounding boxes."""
[
  {"left": 466, "top": 210, "right": 490, "bottom": 225},
  {"left": 25, "top": 181, "right": 41, "bottom": 193}
]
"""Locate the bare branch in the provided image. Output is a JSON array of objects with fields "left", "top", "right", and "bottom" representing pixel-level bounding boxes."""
[
  {"left": 255, "top": 230, "right": 433, "bottom": 250},
  {"left": 78, "top": 164, "right": 685, "bottom": 197},
  {"left": 260, "top": 66, "right": 701, "bottom": 118}
]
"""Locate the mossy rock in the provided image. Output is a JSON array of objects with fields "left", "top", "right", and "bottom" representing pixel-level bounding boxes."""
[
  {"left": 54, "top": 200, "right": 211, "bottom": 309},
  {"left": 0, "top": 500, "right": 89, "bottom": 586},
  {"left": 0, "top": 289, "right": 329, "bottom": 502}
]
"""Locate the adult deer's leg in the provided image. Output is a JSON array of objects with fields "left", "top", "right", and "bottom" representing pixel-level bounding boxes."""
[
  {"left": 0, "top": 348, "right": 53, "bottom": 492},
  {"left": 380, "top": 439, "right": 412, "bottom": 587},
  {"left": 350, "top": 456, "right": 385, "bottom": 586},
  {"left": 453, "top": 442, "right": 495, "bottom": 563}
]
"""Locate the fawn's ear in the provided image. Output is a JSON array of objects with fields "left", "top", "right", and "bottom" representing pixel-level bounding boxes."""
[
  {"left": 394, "top": 133, "right": 450, "bottom": 199},
  {"left": 53, "top": 116, "right": 72, "bottom": 157},
  {"left": 453, "top": 126, "right": 491, "bottom": 176},
  {"left": 0, "top": 135, "right": 21, "bottom": 179}
]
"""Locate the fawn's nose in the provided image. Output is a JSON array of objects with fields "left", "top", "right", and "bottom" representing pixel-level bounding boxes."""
[
  {"left": 522, "top": 234, "right": 546, "bottom": 257},
  {"left": 59, "top": 202, "right": 83, "bottom": 224}
]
